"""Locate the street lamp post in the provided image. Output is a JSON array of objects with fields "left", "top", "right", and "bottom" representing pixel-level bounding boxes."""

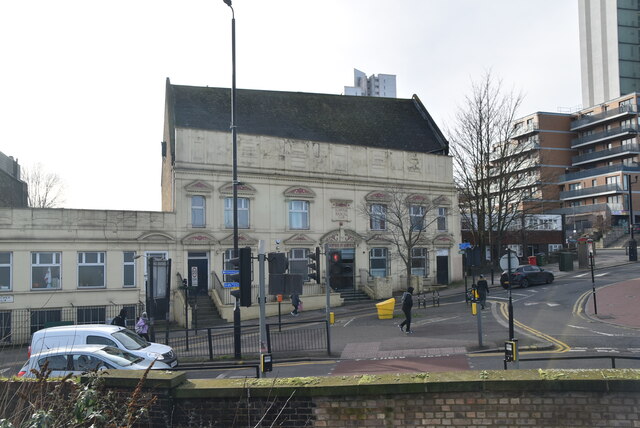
[
  {"left": 223, "top": 0, "right": 242, "bottom": 359},
  {"left": 627, "top": 174, "right": 638, "bottom": 262}
]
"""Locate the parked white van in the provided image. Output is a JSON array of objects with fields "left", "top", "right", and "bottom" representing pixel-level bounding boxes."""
[{"left": 29, "top": 325, "right": 177, "bottom": 368}]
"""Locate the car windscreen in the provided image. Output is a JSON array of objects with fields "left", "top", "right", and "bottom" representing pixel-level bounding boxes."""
[
  {"left": 96, "top": 346, "right": 143, "bottom": 366},
  {"left": 111, "top": 329, "right": 150, "bottom": 351}
]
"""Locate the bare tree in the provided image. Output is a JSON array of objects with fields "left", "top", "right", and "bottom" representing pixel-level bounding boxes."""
[
  {"left": 359, "top": 188, "right": 445, "bottom": 287},
  {"left": 21, "top": 163, "right": 65, "bottom": 208},
  {"left": 448, "top": 71, "right": 532, "bottom": 267}
]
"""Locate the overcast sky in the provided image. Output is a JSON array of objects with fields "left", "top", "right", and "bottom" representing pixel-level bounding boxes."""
[{"left": 0, "top": 0, "right": 580, "bottom": 211}]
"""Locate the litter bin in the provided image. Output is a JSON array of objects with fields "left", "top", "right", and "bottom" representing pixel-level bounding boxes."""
[
  {"left": 375, "top": 298, "right": 396, "bottom": 320},
  {"left": 535, "top": 253, "right": 546, "bottom": 266},
  {"left": 559, "top": 252, "right": 574, "bottom": 272},
  {"left": 528, "top": 256, "right": 537, "bottom": 266}
]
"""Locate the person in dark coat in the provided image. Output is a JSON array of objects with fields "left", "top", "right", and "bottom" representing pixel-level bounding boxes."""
[
  {"left": 476, "top": 275, "right": 489, "bottom": 309},
  {"left": 290, "top": 294, "right": 301, "bottom": 316},
  {"left": 111, "top": 308, "right": 127, "bottom": 327},
  {"left": 398, "top": 286, "right": 414, "bottom": 334}
]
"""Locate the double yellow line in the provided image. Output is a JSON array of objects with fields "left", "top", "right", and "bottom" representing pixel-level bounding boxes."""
[
  {"left": 496, "top": 301, "right": 571, "bottom": 354},
  {"left": 573, "top": 290, "right": 593, "bottom": 322}
]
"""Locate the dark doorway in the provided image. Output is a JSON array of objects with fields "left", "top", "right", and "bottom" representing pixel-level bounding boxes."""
[
  {"left": 188, "top": 253, "right": 209, "bottom": 295},
  {"left": 436, "top": 255, "right": 449, "bottom": 285}
]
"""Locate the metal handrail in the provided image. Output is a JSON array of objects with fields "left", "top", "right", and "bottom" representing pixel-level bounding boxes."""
[
  {"left": 570, "top": 104, "right": 638, "bottom": 130},
  {"left": 572, "top": 143, "right": 640, "bottom": 165},
  {"left": 505, "top": 354, "right": 640, "bottom": 370},
  {"left": 571, "top": 124, "right": 639, "bottom": 148}
]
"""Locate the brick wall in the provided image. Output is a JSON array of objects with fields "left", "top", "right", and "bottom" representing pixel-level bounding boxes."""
[{"left": 3, "top": 369, "right": 640, "bottom": 427}]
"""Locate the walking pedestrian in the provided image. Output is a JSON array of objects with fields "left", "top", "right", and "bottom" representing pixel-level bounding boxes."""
[
  {"left": 290, "top": 293, "right": 301, "bottom": 316},
  {"left": 398, "top": 286, "right": 414, "bottom": 334},
  {"left": 135, "top": 312, "right": 150, "bottom": 341},
  {"left": 477, "top": 274, "right": 489, "bottom": 309},
  {"left": 111, "top": 308, "right": 127, "bottom": 327}
]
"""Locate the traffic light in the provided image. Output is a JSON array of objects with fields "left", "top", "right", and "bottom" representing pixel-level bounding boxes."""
[
  {"left": 329, "top": 251, "right": 341, "bottom": 273},
  {"left": 228, "top": 247, "right": 252, "bottom": 307},
  {"left": 308, "top": 247, "right": 321, "bottom": 283}
]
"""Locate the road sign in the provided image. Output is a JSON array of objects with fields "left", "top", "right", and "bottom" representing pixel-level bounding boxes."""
[
  {"left": 459, "top": 242, "right": 471, "bottom": 250},
  {"left": 223, "top": 282, "right": 239, "bottom": 288},
  {"left": 499, "top": 252, "right": 520, "bottom": 271},
  {"left": 222, "top": 270, "right": 239, "bottom": 275}
]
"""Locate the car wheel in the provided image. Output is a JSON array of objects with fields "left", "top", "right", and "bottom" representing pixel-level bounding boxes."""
[
  {"left": 521, "top": 278, "right": 529, "bottom": 288},
  {"left": 546, "top": 275, "right": 553, "bottom": 284}
]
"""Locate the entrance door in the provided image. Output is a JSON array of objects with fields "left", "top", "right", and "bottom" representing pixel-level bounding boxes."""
[
  {"left": 436, "top": 249, "right": 449, "bottom": 285},
  {"left": 188, "top": 253, "right": 209, "bottom": 295}
]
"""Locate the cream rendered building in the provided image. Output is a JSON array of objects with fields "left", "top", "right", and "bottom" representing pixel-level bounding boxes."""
[{"left": 0, "top": 80, "right": 460, "bottom": 343}]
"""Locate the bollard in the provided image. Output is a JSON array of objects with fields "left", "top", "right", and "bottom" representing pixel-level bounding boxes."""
[{"left": 329, "top": 312, "right": 335, "bottom": 325}]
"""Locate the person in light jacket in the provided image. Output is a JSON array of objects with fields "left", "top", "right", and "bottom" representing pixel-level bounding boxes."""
[
  {"left": 398, "top": 286, "right": 414, "bottom": 334},
  {"left": 135, "top": 312, "right": 150, "bottom": 341}
]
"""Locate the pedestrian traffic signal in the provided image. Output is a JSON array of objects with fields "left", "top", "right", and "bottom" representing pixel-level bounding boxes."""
[
  {"left": 308, "top": 247, "right": 321, "bottom": 284},
  {"left": 268, "top": 252, "right": 288, "bottom": 275},
  {"left": 329, "top": 251, "right": 341, "bottom": 275},
  {"left": 228, "top": 247, "right": 252, "bottom": 307}
]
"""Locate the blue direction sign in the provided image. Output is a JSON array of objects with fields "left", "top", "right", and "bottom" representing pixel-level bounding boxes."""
[
  {"left": 459, "top": 242, "right": 472, "bottom": 250},
  {"left": 223, "top": 270, "right": 239, "bottom": 275},
  {"left": 223, "top": 282, "right": 239, "bottom": 288}
]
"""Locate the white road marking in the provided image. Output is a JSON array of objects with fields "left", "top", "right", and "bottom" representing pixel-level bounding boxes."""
[
  {"left": 343, "top": 317, "right": 355, "bottom": 328},
  {"left": 523, "top": 302, "right": 560, "bottom": 307},
  {"left": 414, "top": 316, "right": 459, "bottom": 326},
  {"left": 595, "top": 273, "right": 609, "bottom": 277},
  {"left": 216, "top": 373, "right": 227, "bottom": 379},
  {"left": 569, "top": 347, "right": 587, "bottom": 352},
  {"left": 567, "top": 324, "right": 623, "bottom": 336},
  {"left": 595, "top": 348, "right": 619, "bottom": 353},
  {"left": 574, "top": 273, "right": 588, "bottom": 278}
]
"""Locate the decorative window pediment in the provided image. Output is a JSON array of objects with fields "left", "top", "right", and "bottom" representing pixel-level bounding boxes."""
[
  {"left": 284, "top": 186, "right": 315, "bottom": 199},
  {"left": 283, "top": 233, "right": 316, "bottom": 246},
  {"left": 219, "top": 232, "right": 258, "bottom": 246},
  {"left": 365, "top": 233, "right": 393, "bottom": 245},
  {"left": 219, "top": 182, "right": 256, "bottom": 196},
  {"left": 185, "top": 180, "right": 214, "bottom": 194},
  {"left": 433, "top": 233, "right": 454, "bottom": 247},
  {"left": 136, "top": 232, "right": 176, "bottom": 242},
  {"left": 181, "top": 232, "right": 217, "bottom": 246},
  {"left": 406, "top": 193, "right": 430, "bottom": 205},
  {"left": 364, "top": 191, "right": 392, "bottom": 203},
  {"left": 433, "top": 195, "right": 451, "bottom": 206}
]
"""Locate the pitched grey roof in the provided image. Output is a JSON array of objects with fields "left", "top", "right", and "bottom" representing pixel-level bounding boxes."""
[{"left": 166, "top": 79, "right": 448, "bottom": 155}]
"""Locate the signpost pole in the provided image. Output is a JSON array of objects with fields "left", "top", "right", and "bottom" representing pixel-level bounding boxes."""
[
  {"left": 507, "top": 249, "right": 514, "bottom": 341},
  {"left": 588, "top": 239, "right": 597, "bottom": 315},
  {"left": 325, "top": 243, "right": 332, "bottom": 355}
]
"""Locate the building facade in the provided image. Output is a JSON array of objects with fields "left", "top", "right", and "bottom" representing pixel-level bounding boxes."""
[
  {"left": 557, "top": 92, "right": 640, "bottom": 238},
  {"left": 344, "top": 68, "right": 397, "bottom": 98},
  {"left": 0, "top": 81, "right": 460, "bottom": 343},
  {"left": 0, "top": 151, "right": 28, "bottom": 208},
  {"left": 579, "top": 0, "right": 640, "bottom": 106}
]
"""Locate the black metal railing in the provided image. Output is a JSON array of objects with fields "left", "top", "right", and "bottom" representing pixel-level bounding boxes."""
[
  {"left": 570, "top": 104, "right": 638, "bottom": 130},
  {"left": 155, "top": 319, "right": 330, "bottom": 360},
  {"left": 504, "top": 355, "right": 640, "bottom": 370}
]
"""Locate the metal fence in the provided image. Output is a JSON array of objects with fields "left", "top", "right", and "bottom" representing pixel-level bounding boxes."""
[
  {"left": 0, "top": 303, "right": 145, "bottom": 345},
  {"left": 154, "top": 319, "right": 330, "bottom": 360}
]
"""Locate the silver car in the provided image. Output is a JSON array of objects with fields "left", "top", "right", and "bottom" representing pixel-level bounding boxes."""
[{"left": 18, "top": 344, "right": 170, "bottom": 378}]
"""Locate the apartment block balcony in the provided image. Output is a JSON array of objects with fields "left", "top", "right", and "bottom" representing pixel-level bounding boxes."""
[
  {"left": 559, "top": 183, "right": 624, "bottom": 201},
  {"left": 489, "top": 137, "right": 539, "bottom": 161},
  {"left": 570, "top": 104, "right": 638, "bottom": 131},
  {"left": 512, "top": 122, "right": 539, "bottom": 138},
  {"left": 571, "top": 124, "right": 639, "bottom": 148},
  {"left": 572, "top": 143, "right": 640, "bottom": 166},
  {"left": 558, "top": 164, "right": 640, "bottom": 183},
  {"left": 548, "top": 203, "right": 624, "bottom": 216}
]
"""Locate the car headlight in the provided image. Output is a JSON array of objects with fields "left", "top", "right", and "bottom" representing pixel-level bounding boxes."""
[{"left": 146, "top": 352, "right": 165, "bottom": 360}]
